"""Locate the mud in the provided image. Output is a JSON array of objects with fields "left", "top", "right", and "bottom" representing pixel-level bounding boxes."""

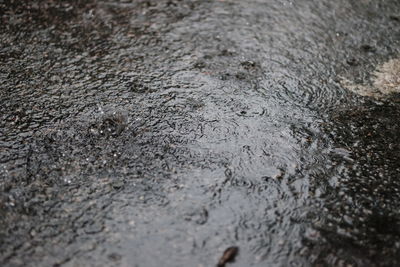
[{"left": 1, "top": 0, "right": 400, "bottom": 266}]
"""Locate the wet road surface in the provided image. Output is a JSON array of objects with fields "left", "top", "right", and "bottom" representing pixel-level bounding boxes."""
[{"left": 1, "top": 0, "right": 400, "bottom": 266}]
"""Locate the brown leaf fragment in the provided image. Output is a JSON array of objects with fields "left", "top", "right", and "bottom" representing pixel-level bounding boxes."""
[{"left": 217, "top": 246, "right": 239, "bottom": 267}]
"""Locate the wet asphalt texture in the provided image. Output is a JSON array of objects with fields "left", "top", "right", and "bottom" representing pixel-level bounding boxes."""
[{"left": 1, "top": 0, "right": 400, "bottom": 266}]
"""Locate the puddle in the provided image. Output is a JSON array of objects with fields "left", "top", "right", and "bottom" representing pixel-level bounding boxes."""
[{"left": 1, "top": 0, "right": 400, "bottom": 266}]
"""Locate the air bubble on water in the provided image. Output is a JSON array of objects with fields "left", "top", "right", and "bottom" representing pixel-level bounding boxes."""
[{"left": 97, "top": 105, "right": 105, "bottom": 115}]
